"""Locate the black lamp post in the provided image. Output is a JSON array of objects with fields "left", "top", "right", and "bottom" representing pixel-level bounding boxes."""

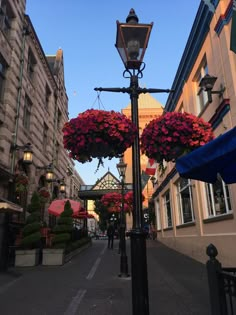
[
  {"left": 95, "top": 9, "right": 173, "bottom": 315},
  {"left": 116, "top": 156, "right": 129, "bottom": 277}
]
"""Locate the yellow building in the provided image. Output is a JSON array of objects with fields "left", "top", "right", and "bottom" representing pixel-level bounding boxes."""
[
  {"left": 122, "top": 93, "right": 163, "bottom": 229},
  {"left": 152, "top": 0, "right": 236, "bottom": 266}
]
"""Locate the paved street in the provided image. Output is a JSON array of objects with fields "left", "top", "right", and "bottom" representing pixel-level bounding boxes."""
[{"left": 0, "top": 240, "right": 210, "bottom": 314}]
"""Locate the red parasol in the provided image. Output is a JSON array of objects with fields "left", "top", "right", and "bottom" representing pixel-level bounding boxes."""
[{"left": 48, "top": 199, "right": 83, "bottom": 217}]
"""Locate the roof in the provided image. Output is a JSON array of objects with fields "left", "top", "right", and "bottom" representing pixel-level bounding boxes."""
[
  {"left": 0, "top": 198, "right": 23, "bottom": 213},
  {"left": 125, "top": 93, "right": 163, "bottom": 109}
]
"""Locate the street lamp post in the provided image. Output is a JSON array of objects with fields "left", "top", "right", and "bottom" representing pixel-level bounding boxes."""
[
  {"left": 116, "top": 156, "right": 129, "bottom": 277},
  {"left": 95, "top": 9, "right": 173, "bottom": 315}
]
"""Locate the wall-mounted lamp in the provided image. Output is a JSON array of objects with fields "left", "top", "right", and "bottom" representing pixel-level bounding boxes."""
[
  {"left": 199, "top": 74, "right": 225, "bottom": 103},
  {"left": 59, "top": 178, "right": 66, "bottom": 193},
  {"left": 11, "top": 142, "right": 33, "bottom": 164},
  {"left": 150, "top": 176, "right": 157, "bottom": 187},
  {"left": 36, "top": 163, "right": 54, "bottom": 182}
]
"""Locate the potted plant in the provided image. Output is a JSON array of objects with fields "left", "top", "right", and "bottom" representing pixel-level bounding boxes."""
[
  {"left": 42, "top": 200, "right": 73, "bottom": 265},
  {"left": 140, "top": 111, "right": 214, "bottom": 174},
  {"left": 15, "top": 191, "right": 41, "bottom": 266},
  {"left": 38, "top": 186, "right": 50, "bottom": 222},
  {"left": 15, "top": 173, "right": 29, "bottom": 193},
  {"left": 62, "top": 109, "right": 137, "bottom": 164}
]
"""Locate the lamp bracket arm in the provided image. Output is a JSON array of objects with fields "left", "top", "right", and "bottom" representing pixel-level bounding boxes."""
[
  {"left": 138, "top": 88, "right": 175, "bottom": 94},
  {"left": 211, "top": 84, "right": 225, "bottom": 97},
  {"left": 94, "top": 87, "right": 131, "bottom": 94}
]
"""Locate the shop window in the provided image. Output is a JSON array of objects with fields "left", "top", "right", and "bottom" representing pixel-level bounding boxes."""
[
  {"left": 155, "top": 199, "right": 161, "bottom": 230},
  {"left": 176, "top": 178, "right": 195, "bottom": 224},
  {"left": 163, "top": 190, "right": 172, "bottom": 228},
  {"left": 206, "top": 179, "right": 232, "bottom": 217}
]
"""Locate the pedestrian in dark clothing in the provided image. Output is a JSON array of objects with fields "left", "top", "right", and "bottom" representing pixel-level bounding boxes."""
[{"left": 107, "top": 223, "right": 115, "bottom": 249}]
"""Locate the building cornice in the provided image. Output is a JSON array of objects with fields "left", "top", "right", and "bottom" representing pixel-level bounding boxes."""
[{"left": 165, "top": 1, "right": 218, "bottom": 112}]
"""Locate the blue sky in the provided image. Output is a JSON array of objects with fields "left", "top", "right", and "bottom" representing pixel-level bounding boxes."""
[{"left": 26, "top": 0, "right": 200, "bottom": 184}]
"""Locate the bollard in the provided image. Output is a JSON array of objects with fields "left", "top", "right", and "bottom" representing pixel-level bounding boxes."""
[{"left": 206, "top": 243, "right": 227, "bottom": 315}]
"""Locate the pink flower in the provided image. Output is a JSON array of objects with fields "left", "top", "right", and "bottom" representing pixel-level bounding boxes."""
[
  {"left": 62, "top": 109, "right": 138, "bottom": 163},
  {"left": 140, "top": 112, "right": 214, "bottom": 163}
]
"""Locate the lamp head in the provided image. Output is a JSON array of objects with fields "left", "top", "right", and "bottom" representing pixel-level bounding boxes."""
[
  {"left": 199, "top": 74, "right": 217, "bottom": 91},
  {"left": 45, "top": 164, "right": 54, "bottom": 182},
  {"left": 115, "top": 9, "right": 153, "bottom": 70},
  {"left": 23, "top": 143, "right": 33, "bottom": 164},
  {"left": 59, "top": 178, "right": 66, "bottom": 193},
  {"left": 116, "top": 156, "right": 127, "bottom": 178}
]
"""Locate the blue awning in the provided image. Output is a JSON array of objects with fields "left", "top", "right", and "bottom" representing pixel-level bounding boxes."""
[{"left": 176, "top": 127, "right": 236, "bottom": 184}]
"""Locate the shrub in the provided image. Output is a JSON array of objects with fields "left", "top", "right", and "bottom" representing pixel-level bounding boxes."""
[
  {"left": 21, "top": 192, "right": 41, "bottom": 249},
  {"left": 52, "top": 200, "right": 73, "bottom": 248}
]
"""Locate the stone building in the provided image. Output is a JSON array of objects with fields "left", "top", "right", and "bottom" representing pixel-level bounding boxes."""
[
  {"left": 152, "top": 0, "right": 236, "bottom": 265},
  {"left": 0, "top": 0, "right": 84, "bottom": 269}
]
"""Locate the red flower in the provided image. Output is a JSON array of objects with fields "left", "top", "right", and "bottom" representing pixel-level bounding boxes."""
[
  {"left": 62, "top": 109, "right": 138, "bottom": 163},
  {"left": 140, "top": 112, "right": 214, "bottom": 164},
  {"left": 101, "top": 191, "right": 145, "bottom": 213},
  {"left": 15, "top": 173, "right": 29, "bottom": 192},
  {"left": 38, "top": 187, "right": 50, "bottom": 202}
]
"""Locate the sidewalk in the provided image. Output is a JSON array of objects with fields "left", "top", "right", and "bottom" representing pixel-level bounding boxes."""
[{"left": 0, "top": 240, "right": 210, "bottom": 314}]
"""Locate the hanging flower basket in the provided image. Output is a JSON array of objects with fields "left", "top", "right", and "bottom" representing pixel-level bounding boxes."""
[
  {"left": 140, "top": 112, "right": 214, "bottom": 164},
  {"left": 38, "top": 187, "right": 50, "bottom": 203},
  {"left": 62, "top": 109, "right": 138, "bottom": 163},
  {"left": 15, "top": 173, "right": 29, "bottom": 192},
  {"left": 101, "top": 192, "right": 122, "bottom": 213},
  {"left": 124, "top": 191, "right": 145, "bottom": 212},
  {"left": 101, "top": 191, "right": 145, "bottom": 213}
]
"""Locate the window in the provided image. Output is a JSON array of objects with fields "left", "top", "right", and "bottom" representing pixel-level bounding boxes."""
[
  {"left": 154, "top": 199, "right": 161, "bottom": 230},
  {"left": 163, "top": 190, "right": 172, "bottom": 228},
  {"left": 27, "top": 48, "right": 36, "bottom": 81},
  {"left": 195, "top": 59, "right": 208, "bottom": 113},
  {"left": 45, "top": 84, "right": 51, "bottom": 109},
  {"left": 23, "top": 95, "right": 32, "bottom": 131},
  {"left": 176, "top": 178, "right": 194, "bottom": 224},
  {"left": 0, "top": 54, "right": 7, "bottom": 101},
  {"left": 0, "top": 1, "right": 14, "bottom": 36},
  {"left": 57, "top": 108, "right": 62, "bottom": 130},
  {"left": 206, "top": 179, "right": 232, "bottom": 217},
  {"left": 55, "top": 142, "right": 59, "bottom": 166},
  {"left": 178, "top": 102, "right": 184, "bottom": 113},
  {"left": 43, "top": 123, "right": 48, "bottom": 151}
]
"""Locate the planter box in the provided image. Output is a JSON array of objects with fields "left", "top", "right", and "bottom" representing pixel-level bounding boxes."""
[
  {"left": 15, "top": 249, "right": 40, "bottom": 267},
  {"left": 42, "top": 248, "right": 65, "bottom": 266}
]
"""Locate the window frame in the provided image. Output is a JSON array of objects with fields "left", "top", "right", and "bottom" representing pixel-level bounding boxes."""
[
  {"left": 23, "top": 95, "right": 32, "bottom": 131},
  {"left": 176, "top": 178, "right": 195, "bottom": 225},
  {"left": 163, "top": 190, "right": 172, "bottom": 228},
  {"left": 195, "top": 59, "right": 208, "bottom": 113},
  {"left": 0, "top": 54, "right": 7, "bottom": 101},
  {"left": 205, "top": 179, "right": 232, "bottom": 217},
  {"left": 27, "top": 48, "right": 36, "bottom": 81}
]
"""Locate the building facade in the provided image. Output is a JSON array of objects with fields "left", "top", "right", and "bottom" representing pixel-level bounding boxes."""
[
  {"left": 153, "top": 0, "right": 236, "bottom": 265},
  {"left": 122, "top": 93, "right": 164, "bottom": 230},
  {"left": 0, "top": 0, "right": 84, "bottom": 269}
]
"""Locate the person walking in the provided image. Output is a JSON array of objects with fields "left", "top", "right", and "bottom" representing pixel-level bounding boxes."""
[{"left": 107, "top": 222, "right": 115, "bottom": 249}]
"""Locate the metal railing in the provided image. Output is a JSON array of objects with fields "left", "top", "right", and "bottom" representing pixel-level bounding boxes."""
[{"left": 206, "top": 244, "right": 236, "bottom": 315}]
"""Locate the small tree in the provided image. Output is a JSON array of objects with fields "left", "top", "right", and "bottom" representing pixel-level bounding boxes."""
[
  {"left": 52, "top": 200, "right": 73, "bottom": 248},
  {"left": 21, "top": 191, "right": 41, "bottom": 249}
]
